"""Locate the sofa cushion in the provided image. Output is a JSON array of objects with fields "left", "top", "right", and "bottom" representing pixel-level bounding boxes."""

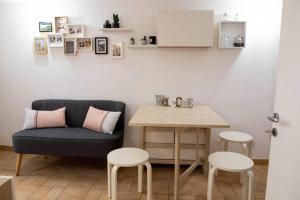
[{"left": 12, "top": 128, "right": 123, "bottom": 158}]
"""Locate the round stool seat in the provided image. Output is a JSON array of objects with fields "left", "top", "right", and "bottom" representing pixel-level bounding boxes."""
[
  {"left": 107, "top": 147, "right": 149, "bottom": 167},
  {"left": 219, "top": 131, "right": 253, "bottom": 143},
  {"left": 209, "top": 152, "right": 254, "bottom": 172}
]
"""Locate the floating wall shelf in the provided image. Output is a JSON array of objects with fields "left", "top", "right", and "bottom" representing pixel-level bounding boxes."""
[
  {"left": 219, "top": 21, "right": 246, "bottom": 49},
  {"left": 99, "top": 28, "right": 133, "bottom": 32},
  {"left": 128, "top": 45, "right": 158, "bottom": 48}
]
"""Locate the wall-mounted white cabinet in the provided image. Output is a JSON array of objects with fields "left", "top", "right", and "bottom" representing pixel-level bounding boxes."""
[
  {"left": 157, "top": 10, "right": 214, "bottom": 48},
  {"left": 219, "top": 21, "right": 246, "bottom": 49}
]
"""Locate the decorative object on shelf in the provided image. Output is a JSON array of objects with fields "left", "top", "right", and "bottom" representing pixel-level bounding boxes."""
[
  {"left": 130, "top": 37, "right": 135, "bottom": 45},
  {"left": 112, "top": 13, "right": 120, "bottom": 28},
  {"left": 235, "top": 12, "right": 239, "bottom": 21},
  {"left": 175, "top": 97, "right": 182, "bottom": 107},
  {"left": 155, "top": 95, "right": 165, "bottom": 106},
  {"left": 64, "top": 38, "right": 76, "bottom": 55},
  {"left": 233, "top": 35, "right": 244, "bottom": 47},
  {"left": 54, "top": 16, "right": 68, "bottom": 33},
  {"left": 66, "top": 24, "right": 84, "bottom": 38},
  {"left": 187, "top": 98, "right": 194, "bottom": 108},
  {"left": 222, "top": 12, "right": 228, "bottom": 21},
  {"left": 111, "top": 42, "right": 123, "bottom": 58},
  {"left": 103, "top": 20, "right": 111, "bottom": 28},
  {"left": 77, "top": 37, "right": 92, "bottom": 51},
  {"left": 47, "top": 33, "right": 63, "bottom": 48},
  {"left": 141, "top": 36, "right": 148, "bottom": 45},
  {"left": 220, "top": 34, "right": 231, "bottom": 48},
  {"left": 39, "top": 22, "right": 52, "bottom": 32},
  {"left": 34, "top": 37, "right": 48, "bottom": 54},
  {"left": 95, "top": 37, "right": 108, "bottom": 54},
  {"left": 149, "top": 36, "right": 157, "bottom": 45},
  {"left": 168, "top": 97, "right": 177, "bottom": 108}
]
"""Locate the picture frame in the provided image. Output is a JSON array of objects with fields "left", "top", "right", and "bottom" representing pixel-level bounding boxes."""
[
  {"left": 77, "top": 37, "right": 93, "bottom": 51},
  {"left": 54, "top": 16, "right": 68, "bottom": 33},
  {"left": 66, "top": 24, "right": 84, "bottom": 38},
  {"left": 47, "top": 33, "right": 64, "bottom": 48},
  {"left": 34, "top": 37, "right": 48, "bottom": 54},
  {"left": 95, "top": 37, "right": 108, "bottom": 54},
  {"left": 64, "top": 38, "right": 77, "bottom": 55},
  {"left": 111, "top": 42, "right": 123, "bottom": 58},
  {"left": 39, "top": 22, "right": 52, "bottom": 32}
]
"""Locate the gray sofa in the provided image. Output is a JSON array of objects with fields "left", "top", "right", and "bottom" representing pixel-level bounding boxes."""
[{"left": 12, "top": 99, "right": 125, "bottom": 175}]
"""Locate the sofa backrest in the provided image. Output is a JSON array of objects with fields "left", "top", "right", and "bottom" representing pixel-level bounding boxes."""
[{"left": 32, "top": 99, "right": 126, "bottom": 130}]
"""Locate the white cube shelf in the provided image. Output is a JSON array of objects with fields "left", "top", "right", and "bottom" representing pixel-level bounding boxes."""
[{"left": 219, "top": 21, "right": 246, "bottom": 49}]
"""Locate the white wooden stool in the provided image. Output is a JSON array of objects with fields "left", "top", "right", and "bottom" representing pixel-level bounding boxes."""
[
  {"left": 218, "top": 131, "right": 253, "bottom": 157},
  {"left": 107, "top": 147, "right": 152, "bottom": 200},
  {"left": 207, "top": 152, "right": 254, "bottom": 200}
]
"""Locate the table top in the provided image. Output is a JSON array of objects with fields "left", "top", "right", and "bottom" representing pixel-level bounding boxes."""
[{"left": 128, "top": 105, "right": 230, "bottom": 128}]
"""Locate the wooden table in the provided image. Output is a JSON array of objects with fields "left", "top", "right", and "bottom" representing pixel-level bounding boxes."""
[{"left": 129, "top": 105, "right": 229, "bottom": 200}]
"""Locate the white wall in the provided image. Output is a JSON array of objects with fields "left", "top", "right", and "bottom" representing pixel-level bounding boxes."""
[{"left": 0, "top": 0, "right": 282, "bottom": 159}]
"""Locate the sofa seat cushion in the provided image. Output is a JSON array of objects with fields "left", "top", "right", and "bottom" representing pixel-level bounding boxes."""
[{"left": 12, "top": 128, "right": 123, "bottom": 158}]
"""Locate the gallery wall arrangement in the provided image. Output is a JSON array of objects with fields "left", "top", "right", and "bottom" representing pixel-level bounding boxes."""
[{"left": 33, "top": 11, "right": 246, "bottom": 58}]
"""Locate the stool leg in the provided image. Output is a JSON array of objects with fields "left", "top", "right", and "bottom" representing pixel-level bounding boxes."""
[
  {"left": 138, "top": 164, "right": 143, "bottom": 193},
  {"left": 207, "top": 166, "right": 217, "bottom": 200},
  {"left": 107, "top": 162, "right": 112, "bottom": 198},
  {"left": 217, "top": 138, "right": 222, "bottom": 151},
  {"left": 145, "top": 162, "right": 152, "bottom": 200},
  {"left": 247, "top": 170, "right": 254, "bottom": 200},
  {"left": 224, "top": 141, "right": 229, "bottom": 151},
  {"left": 111, "top": 165, "right": 120, "bottom": 200},
  {"left": 242, "top": 172, "right": 248, "bottom": 200}
]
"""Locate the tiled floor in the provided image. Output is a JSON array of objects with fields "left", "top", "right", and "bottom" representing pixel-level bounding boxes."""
[{"left": 0, "top": 150, "right": 268, "bottom": 200}]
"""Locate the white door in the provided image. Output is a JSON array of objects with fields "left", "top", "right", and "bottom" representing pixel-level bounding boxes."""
[{"left": 266, "top": 0, "right": 300, "bottom": 199}]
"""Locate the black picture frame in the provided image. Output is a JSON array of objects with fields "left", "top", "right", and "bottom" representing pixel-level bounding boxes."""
[
  {"left": 39, "top": 22, "right": 52, "bottom": 32},
  {"left": 95, "top": 37, "right": 108, "bottom": 54}
]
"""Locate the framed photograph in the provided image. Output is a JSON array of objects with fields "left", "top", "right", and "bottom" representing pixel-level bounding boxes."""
[
  {"left": 47, "top": 33, "right": 64, "bottom": 48},
  {"left": 54, "top": 16, "right": 68, "bottom": 33},
  {"left": 64, "top": 38, "right": 76, "bottom": 55},
  {"left": 77, "top": 37, "right": 92, "bottom": 51},
  {"left": 34, "top": 37, "right": 48, "bottom": 54},
  {"left": 111, "top": 42, "right": 123, "bottom": 58},
  {"left": 95, "top": 37, "right": 108, "bottom": 54},
  {"left": 66, "top": 24, "right": 84, "bottom": 37},
  {"left": 39, "top": 22, "right": 52, "bottom": 32}
]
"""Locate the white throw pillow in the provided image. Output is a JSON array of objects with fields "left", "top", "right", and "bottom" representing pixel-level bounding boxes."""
[
  {"left": 101, "top": 111, "right": 121, "bottom": 134},
  {"left": 22, "top": 108, "right": 38, "bottom": 130}
]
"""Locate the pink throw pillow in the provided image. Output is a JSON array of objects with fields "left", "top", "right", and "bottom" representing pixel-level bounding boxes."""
[
  {"left": 83, "top": 106, "right": 108, "bottom": 132},
  {"left": 36, "top": 107, "right": 66, "bottom": 128}
]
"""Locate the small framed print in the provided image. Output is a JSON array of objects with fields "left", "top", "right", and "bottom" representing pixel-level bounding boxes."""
[
  {"left": 111, "top": 42, "right": 123, "bottom": 59},
  {"left": 39, "top": 22, "right": 52, "bottom": 32},
  {"left": 47, "top": 33, "right": 64, "bottom": 48},
  {"left": 54, "top": 16, "right": 68, "bottom": 33},
  {"left": 95, "top": 37, "right": 108, "bottom": 54},
  {"left": 77, "top": 37, "right": 92, "bottom": 51},
  {"left": 34, "top": 37, "right": 48, "bottom": 54},
  {"left": 64, "top": 38, "right": 76, "bottom": 55},
  {"left": 66, "top": 24, "right": 84, "bottom": 37}
]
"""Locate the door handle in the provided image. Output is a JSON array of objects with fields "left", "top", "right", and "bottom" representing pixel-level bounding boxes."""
[
  {"left": 267, "top": 113, "right": 280, "bottom": 123},
  {"left": 266, "top": 128, "right": 278, "bottom": 137}
]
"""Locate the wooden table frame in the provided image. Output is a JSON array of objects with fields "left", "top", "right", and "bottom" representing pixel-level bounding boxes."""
[{"left": 129, "top": 105, "right": 229, "bottom": 200}]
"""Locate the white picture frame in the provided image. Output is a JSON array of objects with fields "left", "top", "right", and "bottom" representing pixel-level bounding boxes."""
[
  {"left": 66, "top": 24, "right": 84, "bottom": 38},
  {"left": 47, "top": 33, "right": 64, "bottom": 48},
  {"left": 111, "top": 42, "right": 123, "bottom": 59},
  {"left": 76, "top": 37, "right": 92, "bottom": 51},
  {"left": 54, "top": 16, "right": 68, "bottom": 33},
  {"left": 64, "top": 38, "right": 77, "bottom": 55},
  {"left": 34, "top": 37, "right": 48, "bottom": 54}
]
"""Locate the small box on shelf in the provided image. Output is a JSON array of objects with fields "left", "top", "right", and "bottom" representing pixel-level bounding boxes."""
[{"left": 219, "top": 21, "right": 246, "bottom": 49}]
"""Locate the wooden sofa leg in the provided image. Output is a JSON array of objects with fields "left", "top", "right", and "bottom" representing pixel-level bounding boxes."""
[{"left": 15, "top": 153, "right": 23, "bottom": 176}]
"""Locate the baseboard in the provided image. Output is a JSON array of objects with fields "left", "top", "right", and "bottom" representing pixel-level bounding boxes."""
[
  {"left": 253, "top": 159, "right": 269, "bottom": 165},
  {"left": 0, "top": 145, "right": 13, "bottom": 151}
]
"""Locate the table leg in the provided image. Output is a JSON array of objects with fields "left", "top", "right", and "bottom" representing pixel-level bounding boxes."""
[
  {"left": 204, "top": 128, "right": 211, "bottom": 175},
  {"left": 174, "top": 127, "right": 181, "bottom": 200},
  {"left": 139, "top": 126, "right": 145, "bottom": 149}
]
